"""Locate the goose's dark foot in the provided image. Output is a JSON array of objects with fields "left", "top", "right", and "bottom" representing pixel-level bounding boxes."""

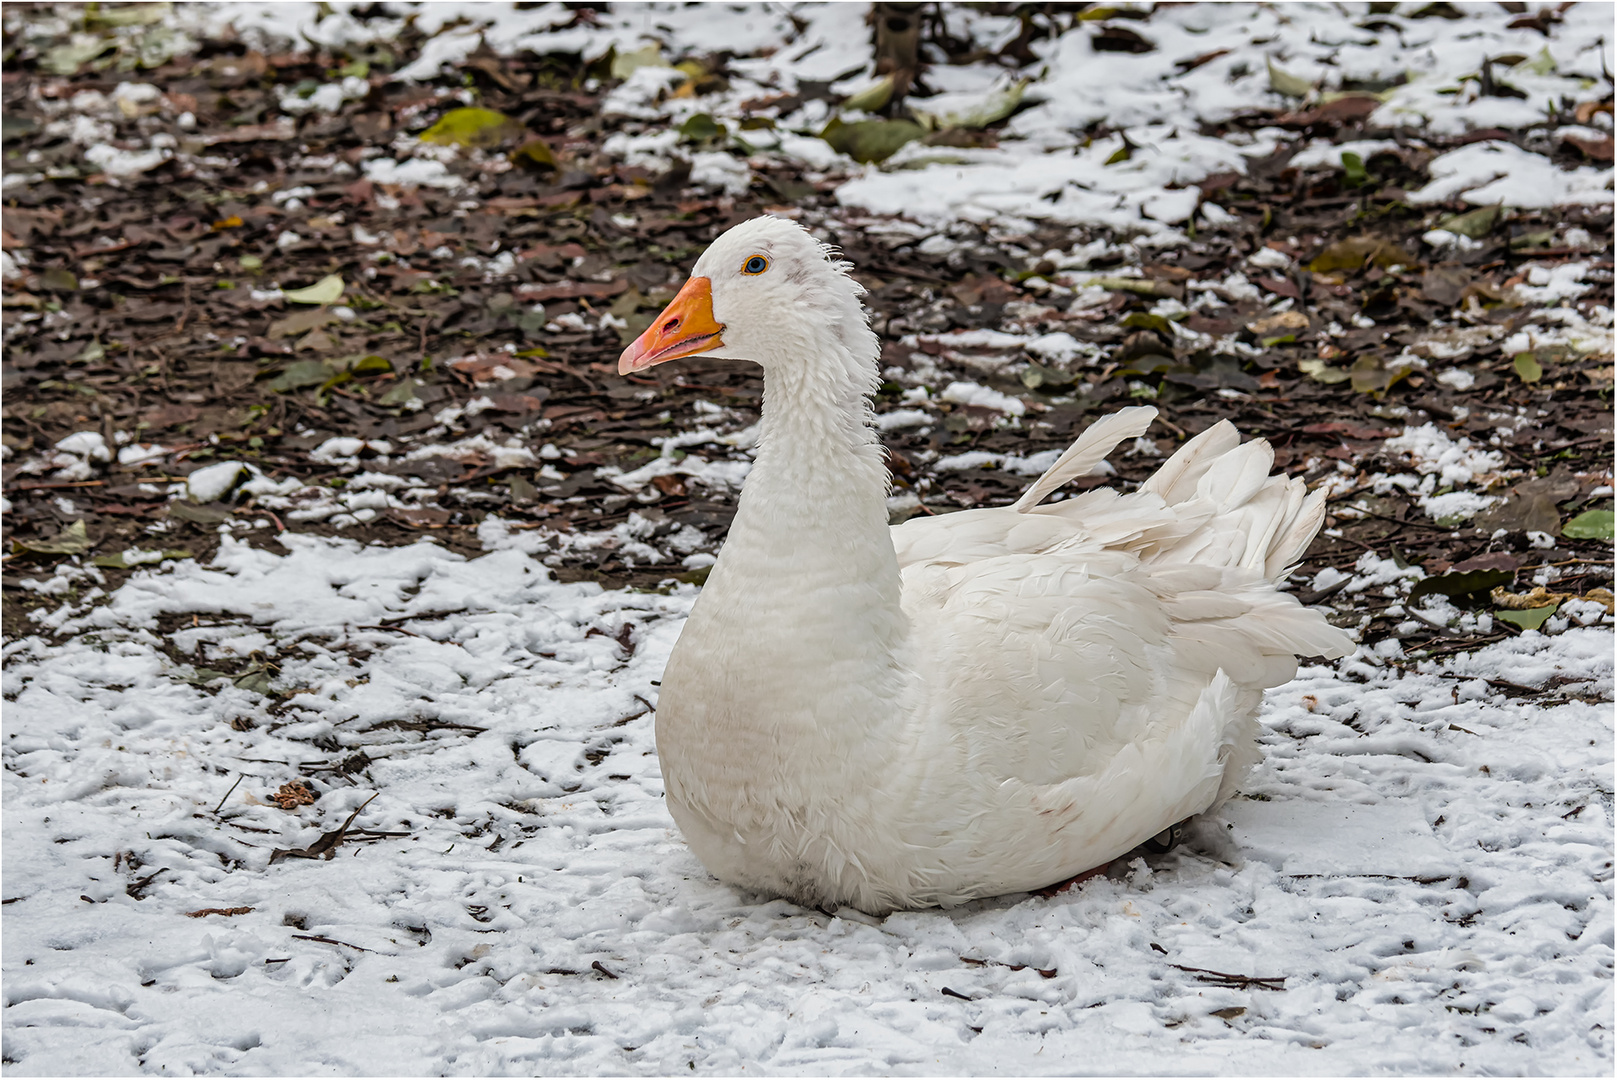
[
  {"left": 1034, "top": 861, "right": 1116, "bottom": 898},
  {"left": 1138, "top": 819, "right": 1190, "bottom": 856}
]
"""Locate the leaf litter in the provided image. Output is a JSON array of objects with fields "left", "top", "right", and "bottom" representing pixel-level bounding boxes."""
[{"left": 1, "top": 2, "right": 1612, "bottom": 1074}]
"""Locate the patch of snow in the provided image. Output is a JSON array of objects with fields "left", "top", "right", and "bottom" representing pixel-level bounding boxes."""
[
  {"left": 939, "top": 381, "right": 1025, "bottom": 416},
  {"left": 362, "top": 157, "right": 465, "bottom": 190}
]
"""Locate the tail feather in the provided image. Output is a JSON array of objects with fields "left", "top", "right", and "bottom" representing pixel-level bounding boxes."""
[
  {"left": 1011, "top": 408, "right": 1337, "bottom": 594},
  {"left": 1139, "top": 420, "right": 1241, "bottom": 505},
  {"left": 1013, "top": 405, "right": 1157, "bottom": 513}
]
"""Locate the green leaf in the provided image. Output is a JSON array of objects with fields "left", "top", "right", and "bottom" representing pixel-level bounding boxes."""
[
  {"left": 1512, "top": 351, "right": 1543, "bottom": 384},
  {"left": 842, "top": 74, "right": 895, "bottom": 114},
  {"left": 233, "top": 665, "right": 275, "bottom": 696},
  {"left": 1437, "top": 204, "right": 1500, "bottom": 240},
  {"left": 40, "top": 268, "right": 79, "bottom": 291},
  {"left": 239, "top": 254, "right": 263, "bottom": 271},
  {"left": 1105, "top": 142, "right": 1133, "bottom": 165},
  {"left": 1267, "top": 58, "right": 1313, "bottom": 98},
  {"left": 91, "top": 548, "right": 192, "bottom": 569},
  {"left": 911, "top": 79, "right": 1027, "bottom": 131},
  {"left": 1120, "top": 311, "right": 1174, "bottom": 337},
  {"left": 378, "top": 378, "right": 422, "bottom": 407},
  {"left": 1308, "top": 236, "right": 1406, "bottom": 275},
  {"left": 1297, "top": 358, "right": 1352, "bottom": 384},
  {"left": 418, "top": 107, "right": 523, "bottom": 150},
  {"left": 1563, "top": 509, "right": 1615, "bottom": 540},
  {"left": 820, "top": 118, "right": 926, "bottom": 164},
  {"left": 282, "top": 274, "right": 345, "bottom": 305},
  {"left": 267, "top": 359, "right": 338, "bottom": 392},
  {"left": 1514, "top": 47, "right": 1556, "bottom": 77},
  {"left": 1409, "top": 568, "right": 1514, "bottom": 604},
  {"left": 42, "top": 37, "right": 115, "bottom": 76},
  {"left": 11, "top": 520, "right": 91, "bottom": 557},
  {"left": 510, "top": 138, "right": 556, "bottom": 171},
  {"left": 1496, "top": 604, "right": 1558, "bottom": 630},
  {"left": 610, "top": 44, "right": 668, "bottom": 81},
  {"left": 1020, "top": 362, "right": 1074, "bottom": 390},
  {"left": 350, "top": 354, "right": 393, "bottom": 376},
  {"left": 1341, "top": 151, "right": 1368, "bottom": 188},
  {"left": 677, "top": 113, "right": 726, "bottom": 143},
  {"left": 91, "top": 3, "right": 170, "bottom": 26}
]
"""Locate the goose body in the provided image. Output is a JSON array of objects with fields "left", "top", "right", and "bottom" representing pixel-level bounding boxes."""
[{"left": 621, "top": 216, "right": 1353, "bottom": 915}]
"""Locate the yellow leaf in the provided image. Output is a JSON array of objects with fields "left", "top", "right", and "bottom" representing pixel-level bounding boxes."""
[
  {"left": 419, "top": 107, "right": 522, "bottom": 150},
  {"left": 283, "top": 275, "right": 345, "bottom": 305},
  {"left": 1267, "top": 58, "right": 1313, "bottom": 98}
]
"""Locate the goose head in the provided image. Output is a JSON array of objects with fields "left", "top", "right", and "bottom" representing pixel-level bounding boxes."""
[{"left": 619, "top": 215, "right": 876, "bottom": 377}]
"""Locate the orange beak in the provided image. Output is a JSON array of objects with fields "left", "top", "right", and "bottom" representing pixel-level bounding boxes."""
[{"left": 618, "top": 277, "right": 725, "bottom": 375}]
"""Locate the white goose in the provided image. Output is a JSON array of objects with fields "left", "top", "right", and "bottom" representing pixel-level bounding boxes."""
[{"left": 620, "top": 216, "right": 1352, "bottom": 915}]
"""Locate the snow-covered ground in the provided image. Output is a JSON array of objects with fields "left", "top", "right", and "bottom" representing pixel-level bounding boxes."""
[
  {"left": 4, "top": 1, "right": 1614, "bottom": 1075},
  {"left": 3, "top": 535, "right": 1611, "bottom": 1074}
]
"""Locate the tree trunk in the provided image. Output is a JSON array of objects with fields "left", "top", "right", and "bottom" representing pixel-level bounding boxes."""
[{"left": 870, "top": 2, "right": 923, "bottom": 115}]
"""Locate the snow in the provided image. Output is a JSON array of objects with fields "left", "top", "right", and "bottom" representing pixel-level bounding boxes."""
[
  {"left": 4, "top": 2, "right": 1614, "bottom": 1074},
  {"left": 3, "top": 537, "right": 1611, "bottom": 1074},
  {"left": 1410, "top": 141, "right": 1614, "bottom": 210},
  {"left": 361, "top": 157, "right": 465, "bottom": 190},
  {"left": 1382, "top": 424, "right": 1507, "bottom": 489},
  {"left": 185, "top": 461, "right": 247, "bottom": 503},
  {"left": 939, "top": 381, "right": 1025, "bottom": 416}
]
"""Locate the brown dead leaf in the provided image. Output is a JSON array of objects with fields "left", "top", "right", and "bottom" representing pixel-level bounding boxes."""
[
  {"left": 1574, "top": 100, "right": 1614, "bottom": 125},
  {"left": 185, "top": 906, "right": 254, "bottom": 918},
  {"left": 1247, "top": 311, "right": 1309, "bottom": 335},
  {"left": 515, "top": 279, "right": 628, "bottom": 302},
  {"left": 1420, "top": 266, "right": 1471, "bottom": 308},
  {"left": 269, "top": 793, "right": 378, "bottom": 864},
  {"left": 1491, "top": 585, "right": 1572, "bottom": 609},
  {"left": 271, "top": 781, "right": 317, "bottom": 810},
  {"left": 1561, "top": 133, "right": 1614, "bottom": 162}
]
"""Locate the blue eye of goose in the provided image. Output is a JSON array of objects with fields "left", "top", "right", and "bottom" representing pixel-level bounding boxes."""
[{"left": 742, "top": 255, "right": 769, "bottom": 275}]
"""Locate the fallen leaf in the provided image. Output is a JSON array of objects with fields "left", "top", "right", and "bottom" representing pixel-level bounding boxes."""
[
  {"left": 1092, "top": 25, "right": 1155, "bottom": 53},
  {"left": 820, "top": 118, "right": 926, "bottom": 164},
  {"left": 12, "top": 520, "right": 92, "bottom": 557},
  {"left": 1496, "top": 604, "right": 1558, "bottom": 630},
  {"left": 841, "top": 74, "right": 894, "bottom": 113},
  {"left": 1563, "top": 509, "right": 1614, "bottom": 540},
  {"left": 1437, "top": 204, "right": 1500, "bottom": 240},
  {"left": 911, "top": 79, "right": 1027, "bottom": 131},
  {"left": 1512, "top": 352, "right": 1543, "bottom": 383},
  {"left": 269, "top": 793, "right": 378, "bottom": 864},
  {"left": 1491, "top": 585, "right": 1572, "bottom": 610},
  {"left": 185, "top": 906, "right": 253, "bottom": 918},
  {"left": 1298, "top": 358, "right": 1351, "bottom": 384},
  {"left": 1247, "top": 311, "right": 1309, "bottom": 335},
  {"left": 419, "top": 107, "right": 524, "bottom": 150},
  {"left": 91, "top": 548, "right": 192, "bottom": 568},
  {"left": 167, "top": 502, "right": 234, "bottom": 525},
  {"left": 1409, "top": 568, "right": 1514, "bottom": 604},
  {"left": 267, "top": 358, "right": 340, "bottom": 391},
  {"left": 1561, "top": 133, "right": 1613, "bottom": 162},
  {"left": 271, "top": 781, "right": 317, "bottom": 810},
  {"left": 282, "top": 275, "right": 344, "bottom": 305},
  {"left": 1267, "top": 58, "right": 1313, "bottom": 98},
  {"left": 1308, "top": 236, "right": 1404, "bottom": 275}
]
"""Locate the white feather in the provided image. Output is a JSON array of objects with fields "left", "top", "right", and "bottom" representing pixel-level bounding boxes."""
[{"left": 649, "top": 216, "right": 1355, "bottom": 915}]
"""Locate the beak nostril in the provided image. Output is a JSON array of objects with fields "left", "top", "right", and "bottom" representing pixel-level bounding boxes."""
[{"left": 664, "top": 319, "right": 680, "bottom": 333}]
